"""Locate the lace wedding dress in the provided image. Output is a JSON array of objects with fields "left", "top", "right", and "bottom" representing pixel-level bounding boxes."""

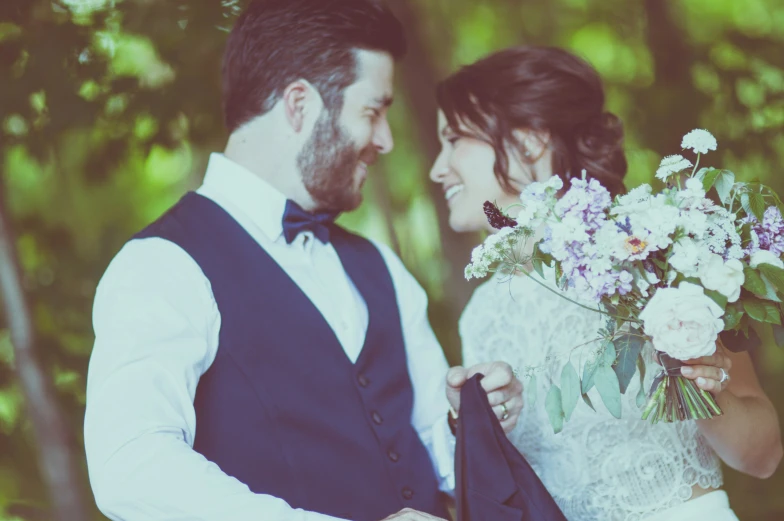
[{"left": 459, "top": 270, "right": 723, "bottom": 521}]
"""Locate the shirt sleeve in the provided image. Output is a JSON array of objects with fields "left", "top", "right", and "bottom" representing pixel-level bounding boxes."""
[
  {"left": 84, "top": 237, "right": 344, "bottom": 521},
  {"left": 373, "top": 241, "right": 456, "bottom": 494}
]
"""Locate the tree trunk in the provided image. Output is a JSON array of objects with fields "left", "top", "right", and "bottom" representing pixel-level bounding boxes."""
[{"left": 0, "top": 184, "right": 90, "bottom": 521}]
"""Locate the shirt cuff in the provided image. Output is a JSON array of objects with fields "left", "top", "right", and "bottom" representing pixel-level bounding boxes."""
[{"left": 429, "top": 413, "right": 456, "bottom": 494}]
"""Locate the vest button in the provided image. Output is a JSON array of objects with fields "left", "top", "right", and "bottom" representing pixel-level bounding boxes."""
[
  {"left": 401, "top": 487, "right": 414, "bottom": 500},
  {"left": 357, "top": 374, "right": 370, "bottom": 387},
  {"left": 371, "top": 411, "right": 383, "bottom": 425},
  {"left": 387, "top": 450, "right": 399, "bottom": 462}
]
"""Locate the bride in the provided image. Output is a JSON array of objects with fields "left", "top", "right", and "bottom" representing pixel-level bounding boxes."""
[{"left": 431, "top": 46, "right": 782, "bottom": 521}]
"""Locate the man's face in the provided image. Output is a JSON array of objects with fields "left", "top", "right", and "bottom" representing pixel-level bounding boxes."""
[{"left": 298, "top": 49, "right": 395, "bottom": 213}]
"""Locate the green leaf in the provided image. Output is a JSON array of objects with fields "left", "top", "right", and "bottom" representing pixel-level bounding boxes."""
[
  {"left": 582, "top": 393, "right": 596, "bottom": 412},
  {"left": 545, "top": 385, "right": 565, "bottom": 434},
  {"left": 701, "top": 168, "right": 721, "bottom": 193},
  {"left": 560, "top": 362, "right": 580, "bottom": 422},
  {"left": 741, "top": 193, "right": 752, "bottom": 217},
  {"left": 601, "top": 340, "right": 616, "bottom": 367},
  {"left": 532, "top": 257, "right": 544, "bottom": 279},
  {"left": 704, "top": 289, "right": 728, "bottom": 310},
  {"left": 749, "top": 192, "right": 766, "bottom": 222},
  {"left": 723, "top": 305, "right": 744, "bottom": 331},
  {"left": 743, "top": 299, "right": 781, "bottom": 325},
  {"left": 743, "top": 267, "right": 769, "bottom": 298},
  {"left": 772, "top": 324, "right": 784, "bottom": 348},
  {"left": 635, "top": 354, "right": 648, "bottom": 409},
  {"left": 652, "top": 258, "right": 668, "bottom": 272},
  {"left": 612, "top": 333, "right": 644, "bottom": 394},
  {"left": 759, "top": 264, "right": 784, "bottom": 295},
  {"left": 595, "top": 366, "right": 622, "bottom": 419},
  {"left": 714, "top": 170, "right": 735, "bottom": 204},
  {"left": 581, "top": 357, "right": 599, "bottom": 393}
]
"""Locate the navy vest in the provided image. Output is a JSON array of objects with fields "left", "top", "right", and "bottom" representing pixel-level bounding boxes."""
[{"left": 134, "top": 193, "right": 448, "bottom": 520}]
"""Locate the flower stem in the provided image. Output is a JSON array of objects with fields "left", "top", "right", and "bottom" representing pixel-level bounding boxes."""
[{"left": 514, "top": 264, "right": 642, "bottom": 325}]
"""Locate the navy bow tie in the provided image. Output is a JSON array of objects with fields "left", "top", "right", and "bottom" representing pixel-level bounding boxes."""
[{"left": 282, "top": 200, "right": 338, "bottom": 244}]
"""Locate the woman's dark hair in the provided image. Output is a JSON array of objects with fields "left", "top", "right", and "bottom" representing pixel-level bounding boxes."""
[
  {"left": 222, "top": 0, "right": 406, "bottom": 132},
  {"left": 436, "top": 46, "right": 627, "bottom": 197}
]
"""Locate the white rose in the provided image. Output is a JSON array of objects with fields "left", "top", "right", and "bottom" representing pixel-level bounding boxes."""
[
  {"left": 699, "top": 254, "right": 744, "bottom": 302},
  {"left": 639, "top": 282, "right": 724, "bottom": 360},
  {"left": 750, "top": 250, "right": 784, "bottom": 269}
]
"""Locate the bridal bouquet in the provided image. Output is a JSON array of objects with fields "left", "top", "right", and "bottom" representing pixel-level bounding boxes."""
[{"left": 466, "top": 129, "right": 784, "bottom": 429}]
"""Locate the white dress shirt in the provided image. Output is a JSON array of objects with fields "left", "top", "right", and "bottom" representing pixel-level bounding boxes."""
[{"left": 84, "top": 153, "right": 456, "bottom": 521}]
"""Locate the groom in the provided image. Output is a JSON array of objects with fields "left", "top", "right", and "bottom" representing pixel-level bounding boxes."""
[{"left": 84, "top": 1, "right": 523, "bottom": 520}]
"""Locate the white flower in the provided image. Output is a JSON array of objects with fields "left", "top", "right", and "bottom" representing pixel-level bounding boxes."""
[
  {"left": 669, "top": 238, "right": 709, "bottom": 277},
  {"left": 656, "top": 155, "right": 693, "bottom": 181},
  {"left": 610, "top": 184, "right": 653, "bottom": 216},
  {"left": 699, "top": 254, "right": 744, "bottom": 302},
  {"left": 682, "top": 177, "right": 706, "bottom": 198},
  {"left": 750, "top": 250, "right": 784, "bottom": 269},
  {"left": 639, "top": 282, "right": 724, "bottom": 360},
  {"left": 681, "top": 129, "right": 718, "bottom": 155}
]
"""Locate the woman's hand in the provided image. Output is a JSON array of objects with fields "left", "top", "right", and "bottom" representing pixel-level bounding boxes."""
[{"left": 680, "top": 339, "right": 732, "bottom": 396}]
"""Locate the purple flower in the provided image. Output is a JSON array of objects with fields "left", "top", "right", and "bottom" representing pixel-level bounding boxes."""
[{"left": 746, "top": 207, "right": 784, "bottom": 256}]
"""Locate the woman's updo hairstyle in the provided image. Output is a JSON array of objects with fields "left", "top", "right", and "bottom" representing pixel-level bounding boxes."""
[{"left": 436, "top": 46, "right": 627, "bottom": 197}]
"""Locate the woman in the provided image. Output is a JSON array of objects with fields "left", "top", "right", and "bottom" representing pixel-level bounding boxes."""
[{"left": 430, "top": 46, "right": 782, "bottom": 521}]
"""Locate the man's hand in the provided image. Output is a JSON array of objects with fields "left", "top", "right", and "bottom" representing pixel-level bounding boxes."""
[
  {"left": 446, "top": 362, "right": 524, "bottom": 434},
  {"left": 380, "top": 508, "right": 448, "bottom": 520}
]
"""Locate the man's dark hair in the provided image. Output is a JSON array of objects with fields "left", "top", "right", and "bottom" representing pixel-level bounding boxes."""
[{"left": 222, "top": 0, "right": 406, "bottom": 133}]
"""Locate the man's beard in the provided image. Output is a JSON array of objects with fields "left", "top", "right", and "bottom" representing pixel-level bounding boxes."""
[{"left": 297, "top": 111, "right": 372, "bottom": 213}]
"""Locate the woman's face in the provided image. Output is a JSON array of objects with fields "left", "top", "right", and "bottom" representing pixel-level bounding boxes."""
[{"left": 430, "top": 111, "right": 544, "bottom": 233}]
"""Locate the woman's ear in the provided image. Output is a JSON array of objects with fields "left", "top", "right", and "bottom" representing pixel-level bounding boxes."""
[{"left": 513, "top": 128, "right": 550, "bottom": 162}]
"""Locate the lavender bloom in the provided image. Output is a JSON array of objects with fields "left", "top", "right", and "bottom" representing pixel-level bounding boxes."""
[{"left": 746, "top": 207, "right": 784, "bottom": 256}]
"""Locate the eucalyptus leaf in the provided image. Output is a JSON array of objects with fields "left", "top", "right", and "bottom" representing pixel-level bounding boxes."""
[
  {"left": 545, "top": 385, "right": 565, "bottom": 434},
  {"left": 595, "top": 366, "right": 622, "bottom": 419},
  {"left": 582, "top": 393, "right": 596, "bottom": 412},
  {"left": 612, "top": 333, "right": 644, "bottom": 394},
  {"left": 601, "top": 340, "right": 617, "bottom": 367},
  {"left": 560, "top": 362, "right": 580, "bottom": 421},
  {"left": 582, "top": 356, "right": 599, "bottom": 393},
  {"left": 532, "top": 257, "right": 544, "bottom": 279},
  {"left": 635, "top": 354, "right": 647, "bottom": 409}
]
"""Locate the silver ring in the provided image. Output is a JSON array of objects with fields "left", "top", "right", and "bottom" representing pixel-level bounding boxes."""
[
  {"left": 500, "top": 402, "right": 510, "bottom": 421},
  {"left": 719, "top": 368, "right": 730, "bottom": 384},
  {"left": 512, "top": 367, "right": 520, "bottom": 379}
]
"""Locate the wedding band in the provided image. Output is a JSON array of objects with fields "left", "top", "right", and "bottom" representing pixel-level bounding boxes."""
[
  {"left": 719, "top": 368, "right": 730, "bottom": 384},
  {"left": 512, "top": 367, "right": 520, "bottom": 379},
  {"left": 500, "top": 402, "right": 510, "bottom": 421}
]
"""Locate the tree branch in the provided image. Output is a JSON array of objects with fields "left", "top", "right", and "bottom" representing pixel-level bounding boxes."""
[{"left": 0, "top": 184, "right": 89, "bottom": 521}]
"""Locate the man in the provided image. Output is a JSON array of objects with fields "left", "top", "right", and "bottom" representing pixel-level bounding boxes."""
[{"left": 84, "top": 1, "right": 523, "bottom": 520}]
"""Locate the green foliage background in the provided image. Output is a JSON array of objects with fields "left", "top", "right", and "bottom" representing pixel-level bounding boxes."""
[{"left": 1, "top": 0, "right": 783, "bottom": 519}]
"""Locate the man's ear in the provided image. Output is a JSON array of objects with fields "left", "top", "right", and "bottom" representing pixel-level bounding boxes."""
[{"left": 282, "top": 79, "right": 320, "bottom": 133}]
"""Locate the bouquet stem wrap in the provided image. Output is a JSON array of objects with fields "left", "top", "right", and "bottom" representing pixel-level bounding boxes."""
[{"left": 642, "top": 353, "right": 723, "bottom": 423}]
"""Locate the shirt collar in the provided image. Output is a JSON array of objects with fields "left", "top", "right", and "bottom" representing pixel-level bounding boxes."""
[{"left": 197, "top": 153, "right": 288, "bottom": 242}]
